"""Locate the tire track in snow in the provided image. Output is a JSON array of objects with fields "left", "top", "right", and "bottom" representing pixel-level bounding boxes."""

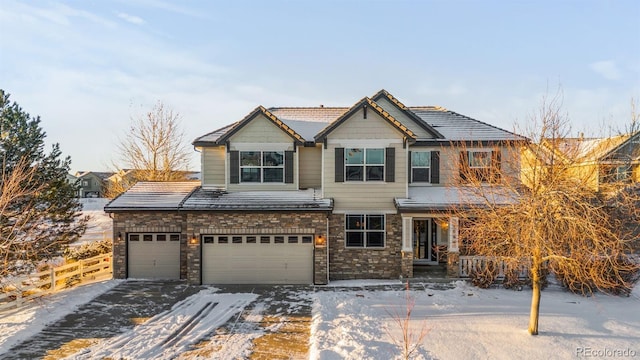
[{"left": 65, "top": 290, "right": 257, "bottom": 360}]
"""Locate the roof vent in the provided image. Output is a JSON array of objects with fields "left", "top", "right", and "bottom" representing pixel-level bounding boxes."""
[{"left": 319, "top": 104, "right": 324, "bottom": 108}]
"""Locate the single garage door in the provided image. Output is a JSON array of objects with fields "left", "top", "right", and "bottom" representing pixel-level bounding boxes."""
[
  {"left": 202, "top": 234, "right": 313, "bottom": 284},
  {"left": 128, "top": 233, "right": 181, "bottom": 279}
]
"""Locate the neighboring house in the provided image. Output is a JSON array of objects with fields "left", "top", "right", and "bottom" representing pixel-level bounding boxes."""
[
  {"left": 105, "top": 90, "right": 526, "bottom": 284},
  {"left": 76, "top": 171, "right": 115, "bottom": 198},
  {"left": 522, "top": 133, "right": 640, "bottom": 192}
]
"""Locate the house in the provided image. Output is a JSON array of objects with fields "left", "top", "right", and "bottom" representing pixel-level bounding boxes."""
[
  {"left": 75, "top": 171, "right": 115, "bottom": 198},
  {"left": 521, "top": 133, "right": 640, "bottom": 192},
  {"left": 105, "top": 90, "right": 526, "bottom": 284}
]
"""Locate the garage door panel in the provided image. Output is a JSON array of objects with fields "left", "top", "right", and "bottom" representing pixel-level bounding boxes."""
[
  {"left": 128, "top": 233, "right": 180, "bottom": 280},
  {"left": 202, "top": 234, "right": 313, "bottom": 284}
]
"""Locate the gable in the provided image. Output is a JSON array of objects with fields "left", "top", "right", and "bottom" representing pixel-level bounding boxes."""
[
  {"left": 327, "top": 107, "right": 409, "bottom": 140},
  {"left": 228, "top": 113, "right": 295, "bottom": 144},
  {"left": 602, "top": 132, "right": 640, "bottom": 161},
  {"left": 374, "top": 96, "right": 436, "bottom": 139}
]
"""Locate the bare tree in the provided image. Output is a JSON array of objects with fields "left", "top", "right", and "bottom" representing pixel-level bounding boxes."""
[
  {"left": 111, "top": 101, "right": 191, "bottom": 195},
  {"left": 451, "top": 91, "right": 639, "bottom": 335}
]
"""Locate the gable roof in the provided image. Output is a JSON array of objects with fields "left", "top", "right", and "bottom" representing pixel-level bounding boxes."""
[
  {"left": 76, "top": 171, "right": 116, "bottom": 180},
  {"left": 193, "top": 106, "right": 306, "bottom": 146},
  {"left": 554, "top": 133, "right": 639, "bottom": 162},
  {"left": 314, "top": 97, "right": 417, "bottom": 142},
  {"left": 371, "top": 89, "right": 444, "bottom": 139}
]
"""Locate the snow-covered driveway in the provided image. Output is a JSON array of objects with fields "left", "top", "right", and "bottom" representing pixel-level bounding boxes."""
[{"left": 69, "top": 290, "right": 257, "bottom": 359}]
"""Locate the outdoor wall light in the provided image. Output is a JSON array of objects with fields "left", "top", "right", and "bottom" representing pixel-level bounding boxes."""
[
  {"left": 117, "top": 232, "right": 122, "bottom": 241},
  {"left": 315, "top": 234, "right": 326, "bottom": 247},
  {"left": 190, "top": 234, "right": 198, "bottom": 244}
]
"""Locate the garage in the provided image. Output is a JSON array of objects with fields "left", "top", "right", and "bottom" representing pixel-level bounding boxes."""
[
  {"left": 128, "top": 233, "right": 181, "bottom": 279},
  {"left": 202, "top": 234, "right": 314, "bottom": 284}
]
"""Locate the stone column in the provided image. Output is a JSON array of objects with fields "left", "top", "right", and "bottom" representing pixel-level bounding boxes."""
[
  {"left": 112, "top": 214, "right": 127, "bottom": 279},
  {"left": 401, "top": 250, "right": 413, "bottom": 279},
  {"left": 447, "top": 217, "right": 460, "bottom": 278},
  {"left": 314, "top": 246, "right": 328, "bottom": 285}
]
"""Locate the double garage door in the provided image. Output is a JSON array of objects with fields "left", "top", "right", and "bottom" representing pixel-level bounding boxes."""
[
  {"left": 128, "top": 233, "right": 181, "bottom": 279},
  {"left": 202, "top": 234, "right": 314, "bottom": 285},
  {"left": 128, "top": 233, "right": 314, "bottom": 284}
]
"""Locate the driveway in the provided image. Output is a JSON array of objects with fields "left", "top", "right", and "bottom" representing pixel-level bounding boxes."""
[{"left": 1, "top": 281, "right": 314, "bottom": 360}]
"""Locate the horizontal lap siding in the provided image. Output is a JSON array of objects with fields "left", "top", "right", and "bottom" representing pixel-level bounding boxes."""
[
  {"left": 375, "top": 97, "right": 435, "bottom": 139},
  {"left": 323, "top": 109, "right": 407, "bottom": 211},
  {"left": 299, "top": 145, "right": 322, "bottom": 189},
  {"left": 202, "top": 147, "right": 226, "bottom": 188}
]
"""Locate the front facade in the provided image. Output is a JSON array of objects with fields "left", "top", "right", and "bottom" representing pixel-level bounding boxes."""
[
  {"left": 76, "top": 171, "right": 114, "bottom": 198},
  {"left": 106, "top": 90, "right": 525, "bottom": 284}
]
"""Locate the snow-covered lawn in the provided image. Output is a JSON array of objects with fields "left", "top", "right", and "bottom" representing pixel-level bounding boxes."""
[
  {"left": 75, "top": 198, "right": 112, "bottom": 246},
  {"left": 1, "top": 279, "right": 638, "bottom": 359}
]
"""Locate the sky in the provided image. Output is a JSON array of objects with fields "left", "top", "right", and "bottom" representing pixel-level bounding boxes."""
[{"left": 1, "top": 0, "right": 639, "bottom": 174}]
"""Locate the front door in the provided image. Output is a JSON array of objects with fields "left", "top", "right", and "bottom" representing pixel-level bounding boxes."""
[{"left": 413, "top": 219, "right": 437, "bottom": 264}]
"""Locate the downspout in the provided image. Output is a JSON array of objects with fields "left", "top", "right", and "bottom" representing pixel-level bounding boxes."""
[{"left": 326, "top": 214, "right": 330, "bottom": 285}]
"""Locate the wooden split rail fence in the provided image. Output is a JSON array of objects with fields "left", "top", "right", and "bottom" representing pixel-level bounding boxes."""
[{"left": 0, "top": 253, "right": 113, "bottom": 311}]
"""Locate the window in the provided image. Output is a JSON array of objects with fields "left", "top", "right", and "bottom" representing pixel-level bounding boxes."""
[
  {"left": 203, "top": 236, "right": 214, "bottom": 244},
  {"left": 129, "top": 234, "right": 140, "bottom": 241},
  {"left": 156, "top": 234, "right": 166, "bottom": 241},
  {"left": 170, "top": 234, "right": 180, "bottom": 242},
  {"left": 345, "top": 214, "right": 385, "bottom": 248},
  {"left": 460, "top": 150, "right": 500, "bottom": 183},
  {"left": 240, "top": 151, "right": 284, "bottom": 183},
  {"left": 260, "top": 236, "right": 271, "bottom": 244},
  {"left": 602, "top": 165, "right": 631, "bottom": 183},
  {"left": 218, "top": 236, "right": 228, "bottom": 244},
  {"left": 301, "top": 236, "right": 313, "bottom": 244},
  {"left": 411, "top": 151, "right": 431, "bottom": 182},
  {"left": 246, "top": 236, "right": 257, "bottom": 243},
  {"left": 232, "top": 236, "right": 243, "bottom": 244},
  {"left": 345, "top": 148, "right": 384, "bottom": 181}
]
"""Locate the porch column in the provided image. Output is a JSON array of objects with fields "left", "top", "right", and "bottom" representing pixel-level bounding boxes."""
[
  {"left": 447, "top": 217, "right": 460, "bottom": 278},
  {"left": 401, "top": 216, "right": 413, "bottom": 279}
]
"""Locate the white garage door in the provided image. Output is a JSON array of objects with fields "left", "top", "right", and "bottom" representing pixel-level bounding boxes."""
[
  {"left": 128, "top": 233, "right": 181, "bottom": 279},
  {"left": 202, "top": 234, "right": 313, "bottom": 284}
]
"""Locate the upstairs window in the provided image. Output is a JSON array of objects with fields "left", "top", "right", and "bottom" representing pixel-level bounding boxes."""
[
  {"left": 601, "top": 165, "right": 631, "bottom": 183},
  {"left": 345, "top": 214, "right": 385, "bottom": 248},
  {"left": 460, "top": 150, "right": 501, "bottom": 183},
  {"left": 345, "top": 148, "right": 384, "bottom": 181},
  {"left": 240, "top": 151, "right": 284, "bottom": 183},
  {"left": 411, "top": 151, "right": 431, "bottom": 182}
]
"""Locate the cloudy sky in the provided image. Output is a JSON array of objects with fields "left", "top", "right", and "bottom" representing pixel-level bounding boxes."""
[{"left": 1, "top": 0, "right": 638, "bottom": 173}]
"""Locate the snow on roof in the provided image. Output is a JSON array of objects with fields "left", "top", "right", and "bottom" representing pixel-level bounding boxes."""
[
  {"left": 409, "top": 107, "right": 524, "bottom": 141},
  {"left": 104, "top": 182, "right": 199, "bottom": 211},
  {"left": 395, "top": 186, "right": 518, "bottom": 211},
  {"left": 557, "top": 135, "right": 630, "bottom": 160},
  {"left": 182, "top": 188, "right": 333, "bottom": 211}
]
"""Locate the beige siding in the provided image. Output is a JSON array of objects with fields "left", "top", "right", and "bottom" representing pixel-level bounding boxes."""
[
  {"left": 202, "top": 146, "right": 226, "bottom": 188},
  {"left": 323, "top": 108, "right": 407, "bottom": 211},
  {"left": 230, "top": 114, "right": 294, "bottom": 143},
  {"left": 299, "top": 145, "right": 322, "bottom": 189},
  {"left": 410, "top": 145, "right": 521, "bottom": 187},
  {"left": 375, "top": 97, "right": 435, "bottom": 139},
  {"left": 226, "top": 114, "right": 298, "bottom": 191}
]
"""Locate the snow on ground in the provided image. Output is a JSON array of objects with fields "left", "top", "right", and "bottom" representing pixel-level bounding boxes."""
[
  {"left": 1, "top": 279, "right": 638, "bottom": 359},
  {"left": 0, "top": 279, "right": 120, "bottom": 357},
  {"left": 66, "top": 289, "right": 258, "bottom": 359},
  {"left": 74, "top": 198, "right": 112, "bottom": 246},
  {"left": 311, "top": 281, "right": 640, "bottom": 360}
]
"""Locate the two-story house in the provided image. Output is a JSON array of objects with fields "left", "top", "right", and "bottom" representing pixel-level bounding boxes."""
[
  {"left": 76, "top": 171, "right": 115, "bottom": 198},
  {"left": 105, "top": 90, "right": 525, "bottom": 285}
]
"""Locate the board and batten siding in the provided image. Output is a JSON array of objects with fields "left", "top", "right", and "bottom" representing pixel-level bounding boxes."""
[
  {"left": 322, "top": 108, "right": 408, "bottom": 212},
  {"left": 374, "top": 96, "right": 436, "bottom": 139},
  {"left": 299, "top": 145, "right": 322, "bottom": 189},
  {"left": 226, "top": 114, "right": 298, "bottom": 191},
  {"left": 201, "top": 146, "right": 226, "bottom": 189}
]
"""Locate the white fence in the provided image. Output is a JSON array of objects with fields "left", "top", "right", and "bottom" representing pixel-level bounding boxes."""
[
  {"left": 459, "top": 256, "right": 529, "bottom": 279},
  {"left": 0, "top": 253, "right": 112, "bottom": 311}
]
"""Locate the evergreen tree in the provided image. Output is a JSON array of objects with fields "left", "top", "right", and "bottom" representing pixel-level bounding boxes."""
[{"left": 0, "top": 89, "right": 87, "bottom": 277}]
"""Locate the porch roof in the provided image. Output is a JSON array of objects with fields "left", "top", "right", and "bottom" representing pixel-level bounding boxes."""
[
  {"left": 395, "top": 186, "right": 519, "bottom": 212},
  {"left": 181, "top": 188, "right": 333, "bottom": 211}
]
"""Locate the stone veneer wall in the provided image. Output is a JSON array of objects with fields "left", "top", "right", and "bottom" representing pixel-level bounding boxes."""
[
  {"left": 186, "top": 212, "right": 329, "bottom": 284},
  {"left": 328, "top": 213, "right": 408, "bottom": 280},
  {"left": 111, "top": 212, "right": 186, "bottom": 279}
]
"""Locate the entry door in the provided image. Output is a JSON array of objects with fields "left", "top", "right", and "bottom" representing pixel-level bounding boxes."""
[{"left": 413, "top": 219, "right": 437, "bottom": 263}]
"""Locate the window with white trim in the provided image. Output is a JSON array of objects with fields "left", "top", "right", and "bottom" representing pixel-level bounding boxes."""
[
  {"left": 411, "top": 151, "right": 431, "bottom": 182},
  {"left": 345, "top": 214, "right": 385, "bottom": 248},
  {"left": 345, "top": 148, "right": 384, "bottom": 181},
  {"left": 240, "top": 151, "right": 284, "bottom": 183},
  {"left": 468, "top": 150, "right": 491, "bottom": 169}
]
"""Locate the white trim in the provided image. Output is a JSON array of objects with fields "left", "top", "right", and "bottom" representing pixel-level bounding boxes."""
[
  {"left": 402, "top": 216, "right": 413, "bottom": 251},
  {"left": 327, "top": 139, "right": 401, "bottom": 147},
  {"left": 230, "top": 142, "right": 293, "bottom": 151},
  {"left": 449, "top": 217, "right": 459, "bottom": 252},
  {"left": 332, "top": 209, "right": 397, "bottom": 214}
]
